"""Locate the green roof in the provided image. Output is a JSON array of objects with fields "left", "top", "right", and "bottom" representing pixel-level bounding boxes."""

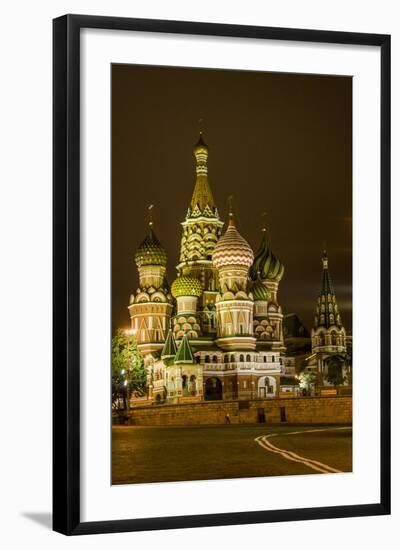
[
  {"left": 174, "top": 334, "right": 195, "bottom": 364},
  {"left": 161, "top": 330, "right": 177, "bottom": 359}
]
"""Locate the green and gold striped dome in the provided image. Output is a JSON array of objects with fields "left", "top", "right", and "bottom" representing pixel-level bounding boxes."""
[
  {"left": 171, "top": 275, "right": 202, "bottom": 298},
  {"left": 249, "top": 229, "right": 284, "bottom": 282},
  {"left": 252, "top": 278, "right": 271, "bottom": 301},
  {"left": 134, "top": 224, "right": 167, "bottom": 268}
]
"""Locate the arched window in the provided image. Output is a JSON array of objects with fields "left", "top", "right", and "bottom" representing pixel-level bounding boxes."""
[
  {"left": 205, "top": 355, "right": 210, "bottom": 363},
  {"left": 230, "top": 354, "right": 235, "bottom": 363},
  {"left": 246, "top": 354, "right": 251, "bottom": 362},
  {"left": 239, "top": 354, "right": 244, "bottom": 362},
  {"left": 271, "top": 356, "right": 275, "bottom": 362},
  {"left": 224, "top": 355, "right": 229, "bottom": 363},
  {"left": 263, "top": 356, "right": 267, "bottom": 363},
  {"left": 189, "top": 375, "right": 196, "bottom": 394},
  {"left": 213, "top": 355, "right": 218, "bottom": 363}
]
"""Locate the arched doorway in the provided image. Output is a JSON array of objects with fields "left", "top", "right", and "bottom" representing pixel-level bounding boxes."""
[
  {"left": 258, "top": 376, "right": 276, "bottom": 398},
  {"left": 205, "top": 377, "right": 223, "bottom": 401}
]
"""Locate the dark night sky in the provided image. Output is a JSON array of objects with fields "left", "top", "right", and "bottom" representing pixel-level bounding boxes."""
[{"left": 112, "top": 64, "right": 352, "bottom": 335}]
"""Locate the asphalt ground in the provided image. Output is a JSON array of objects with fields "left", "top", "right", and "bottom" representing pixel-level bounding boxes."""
[{"left": 112, "top": 424, "right": 352, "bottom": 485}]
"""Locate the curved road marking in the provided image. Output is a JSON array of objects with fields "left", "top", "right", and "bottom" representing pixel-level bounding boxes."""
[{"left": 255, "top": 427, "right": 351, "bottom": 474}]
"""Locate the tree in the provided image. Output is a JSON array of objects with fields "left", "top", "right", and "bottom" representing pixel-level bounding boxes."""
[
  {"left": 324, "top": 354, "right": 346, "bottom": 387},
  {"left": 344, "top": 350, "right": 352, "bottom": 386},
  {"left": 112, "top": 329, "right": 147, "bottom": 413},
  {"left": 298, "top": 371, "right": 316, "bottom": 394}
]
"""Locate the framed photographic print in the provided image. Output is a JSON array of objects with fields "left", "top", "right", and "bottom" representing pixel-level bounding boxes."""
[{"left": 53, "top": 14, "right": 390, "bottom": 535}]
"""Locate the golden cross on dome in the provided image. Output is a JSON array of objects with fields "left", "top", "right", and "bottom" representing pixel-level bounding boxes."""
[
  {"left": 261, "top": 211, "right": 268, "bottom": 232},
  {"left": 148, "top": 204, "right": 154, "bottom": 226},
  {"left": 227, "top": 195, "right": 234, "bottom": 219}
]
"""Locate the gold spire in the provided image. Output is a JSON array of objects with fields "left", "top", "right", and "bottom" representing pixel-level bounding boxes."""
[
  {"left": 322, "top": 241, "right": 328, "bottom": 269},
  {"left": 190, "top": 131, "right": 216, "bottom": 212},
  {"left": 322, "top": 249, "right": 329, "bottom": 270}
]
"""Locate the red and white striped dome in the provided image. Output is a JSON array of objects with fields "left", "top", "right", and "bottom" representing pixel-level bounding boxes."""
[{"left": 212, "top": 216, "right": 254, "bottom": 269}]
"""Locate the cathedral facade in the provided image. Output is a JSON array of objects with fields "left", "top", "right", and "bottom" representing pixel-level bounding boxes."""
[{"left": 127, "top": 133, "right": 347, "bottom": 404}]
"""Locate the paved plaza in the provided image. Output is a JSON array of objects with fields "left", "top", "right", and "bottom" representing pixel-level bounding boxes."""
[{"left": 112, "top": 424, "right": 352, "bottom": 484}]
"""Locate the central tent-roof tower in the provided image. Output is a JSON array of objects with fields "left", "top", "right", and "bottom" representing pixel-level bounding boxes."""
[{"left": 175, "top": 132, "right": 224, "bottom": 336}]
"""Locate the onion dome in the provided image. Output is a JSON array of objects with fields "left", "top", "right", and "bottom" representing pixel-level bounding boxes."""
[
  {"left": 251, "top": 278, "right": 271, "bottom": 302},
  {"left": 249, "top": 229, "right": 284, "bottom": 282},
  {"left": 212, "top": 215, "right": 254, "bottom": 269},
  {"left": 171, "top": 275, "right": 202, "bottom": 298},
  {"left": 134, "top": 223, "right": 167, "bottom": 268}
]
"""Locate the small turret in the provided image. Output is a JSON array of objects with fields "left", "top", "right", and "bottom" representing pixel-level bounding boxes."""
[
  {"left": 314, "top": 250, "right": 342, "bottom": 329},
  {"left": 311, "top": 250, "right": 347, "bottom": 354},
  {"left": 174, "top": 334, "right": 195, "bottom": 364},
  {"left": 161, "top": 330, "right": 177, "bottom": 362}
]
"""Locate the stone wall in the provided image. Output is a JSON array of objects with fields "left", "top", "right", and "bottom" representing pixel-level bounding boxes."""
[{"left": 127, "top": 396, "right": 352, "bottom": 426}]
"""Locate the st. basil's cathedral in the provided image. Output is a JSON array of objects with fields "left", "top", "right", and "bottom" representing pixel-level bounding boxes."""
[{"left": 127, "top": 133, "right": 349, "bottom": 404}]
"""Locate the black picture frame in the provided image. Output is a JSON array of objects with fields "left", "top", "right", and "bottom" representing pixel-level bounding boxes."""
[{"left": 53, "top": 14, "right": 391, "bottom": 535}]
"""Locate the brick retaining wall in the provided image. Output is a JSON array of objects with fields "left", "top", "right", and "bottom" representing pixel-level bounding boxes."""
[{"left": 126, "top": 396, "right": 352, "bottom": 426}]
